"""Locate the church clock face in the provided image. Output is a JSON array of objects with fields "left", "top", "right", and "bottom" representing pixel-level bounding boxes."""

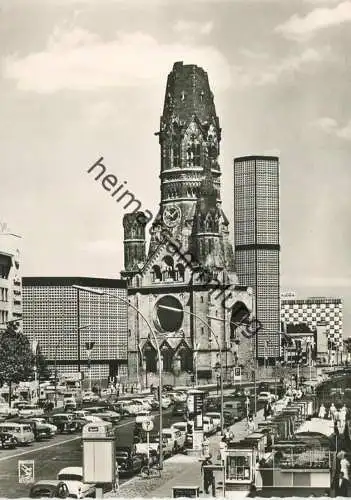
[{"left": 163, "top": 205, "right": 181, "bottom": 227}]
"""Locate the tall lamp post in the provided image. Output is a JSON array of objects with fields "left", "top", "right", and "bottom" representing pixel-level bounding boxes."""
[
  {"left": 208, "top": 315, "right": 259, "bottom": 416},
  {"left": 72, "top": 285, "right": 164, "bottom": 472},
  {"left": 158, "top": 305, "right": 224, "bottom": 435},
  {"left": 53, "top": 324, "right": 91, "bottom": 408}
]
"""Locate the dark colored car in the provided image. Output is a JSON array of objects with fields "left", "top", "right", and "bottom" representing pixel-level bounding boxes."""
[
  {"left": 0, "top": 431, "right": 17, "bottom": 449},
  {"left": 163, "top": 385, "right": 174, "bottom": 392},
  {"left": 205, "top": 396, "right": 221, "bottom": 412},
  {"left": 223, "top": 411, "right": 236, "bottom": 427},
  {"left": 48, "top": 414, "right": 77, "bottom": 433},
  {"left": 115, "top": 446, "right": 143, "bottom": 476},
  {"left": 29, "top": 480, "right": 69, "bottom": 498},
  {"left": 172, "top": 403, "right": 186, "bottom": 417}
]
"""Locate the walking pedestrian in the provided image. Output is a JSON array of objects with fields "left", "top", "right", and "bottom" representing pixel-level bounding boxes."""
[
  {"left": 219, "top": 438, "right": 228, "bottom": 464},
  {"left": 336, "top": 471, "right": 349, "bottom": 497},
  {"left": 329, "top": 403, "right": 336, "bottom": 420},
  {"left": 318, "top": 403, "right": 326, "bottom": 419},
  {"left": 201, "top": 455, "right": 215, "bottom": 496},
  {"left": 254, "top": 457, "right": 263, "bottom": 493},
  {"left": 247, "top": 415, "right": 255, "bottom": 434},
  {"left": 340, "top": 404, "right": 347, "bottom": 432}
]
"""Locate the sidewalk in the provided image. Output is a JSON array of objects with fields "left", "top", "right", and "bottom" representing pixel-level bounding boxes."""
[{"left": 106, "top": 409, "right": 267, "bottom": 498}]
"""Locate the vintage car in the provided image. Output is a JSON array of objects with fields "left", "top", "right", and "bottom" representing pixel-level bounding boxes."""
[
  {"left": 29, "top": 480, "right": 69, "bottom": 498},
  {"left": 115, "top": 445, "right": 143, "bottom": 476}
]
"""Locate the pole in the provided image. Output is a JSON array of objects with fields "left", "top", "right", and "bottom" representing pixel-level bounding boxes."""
[
  {"left": 54, "top": 344, "right": 58, "bottom": 408},
  {"left": 254, "top": 369, "right": 257, "bottom": 417},
  {"left": 147, "top": 430, "right": 150, "bottom": 469},
  {"left": 77, "top": 288, "right": 81, "bottom": 374}
]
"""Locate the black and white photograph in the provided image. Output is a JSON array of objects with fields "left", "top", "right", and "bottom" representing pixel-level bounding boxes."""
[{"left": 0, "top": 0, "right": 350, "bottom": 497}]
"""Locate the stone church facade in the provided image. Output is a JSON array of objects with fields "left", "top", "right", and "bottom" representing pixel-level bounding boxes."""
[{"left": 121, "top": 62, "right": 254, "bottom": 385}]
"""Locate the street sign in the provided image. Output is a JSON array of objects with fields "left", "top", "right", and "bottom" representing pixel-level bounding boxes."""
[
  {"left": 142, "top": 419, "right": 154, "bottom": 432},
  {"left": 18, "top": 460, "right": 35, "bottom": 484},
  {"left": 233, "top": 367, "right": 241, "bottom": 381}
]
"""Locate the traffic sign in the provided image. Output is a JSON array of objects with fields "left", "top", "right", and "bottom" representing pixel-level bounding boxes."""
[
  {"left": 142, "top": 419, "right": 154, "bottom": 432},
  {"left": 18, "top": 460, "right": 35, "bottom": 484}
]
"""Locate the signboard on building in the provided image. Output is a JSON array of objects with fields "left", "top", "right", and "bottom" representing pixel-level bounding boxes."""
[
  {"left": 60, "top": 372, "right": 83, "bottom": 382},
  {"left": 18, "top": 460, "right": 35, "bottom": 484}
]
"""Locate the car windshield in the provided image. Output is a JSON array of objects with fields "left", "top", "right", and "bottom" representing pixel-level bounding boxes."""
[
  {"left": 58, "top": 474, "right": 82, "bottom": 482},
  {"left": 163, "top": 433, "right": 172, "bottom": 439},
  {"left": 31, "top": 486, "right": 55, "bottom": 497}
]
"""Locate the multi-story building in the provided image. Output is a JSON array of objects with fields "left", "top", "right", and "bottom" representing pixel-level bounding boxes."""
[
  {"left": 119, "top": 62, "right": 253, "bottom": 385},
  {"left": 22, "top": 277, "right": 128, "bottom": 381},
  {"left": 233, "top": 155, "right": 280, "bottom": 364},
  {"left": 0, "top": 231, "right": 22, "bottom": 330},
  {"left": 281, "top": 296, "right": 343, "bottom": 361}
]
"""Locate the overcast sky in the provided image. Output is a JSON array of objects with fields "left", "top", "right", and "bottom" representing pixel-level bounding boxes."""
[{"left": 1, "top": 0, "right": 350, "bottom": 332}]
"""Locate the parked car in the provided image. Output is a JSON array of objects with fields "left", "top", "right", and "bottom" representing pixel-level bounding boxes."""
[
  {"left": 18, "top": 405, "right": 45, "bottom": 418},
  {"left": 0, "top": 403, "right": 18, "bottom": 418},
  {"left": 205, "top": 412, "right": 221, "bottom": 431},
  {"left": 0, "top": 431, "right": 17, "bottom": 449},
  {"left": 82, "top": 391, "right": 100, "bottom": 403},
  {"left": 9, "top": 418, "right": 52, "bottom": 441},
  {"left": 29, "top": 480, "right": 69, "bottom": 498},
  {"left": 57, "top": 467, "right": 95, "bottom": 498},
  {"left": 162, "top": 427, "right": 186, "bottom": 454},
  {"left": 49, "top": 414, "right": 78, "bottom": 433},
  {"left": 172, "top": 402, "right": 186, "bottom": 417},
  {"left": 115, "top": 446, "right": 143, "bottom": 476},
  {"left": 203, "top": 416, "right": 216, "bottom": 436},
  {"left": 160, "top": 395, "right": 172, "bottom": 409},
  {"left": 223, "top": 411, "right": 236, "bottom": 427},
  {"left": 0, "top": 422, "right": 34, "bottom": 445},
  {"left": 205, "top": 396, "right": 221, "bottom": 412},
  {"left": 31, "top": 418, "right": 57, "bottom": 436},
  {"left": 135, "top": 411, "right": 153, "bottom": 424},
  {"left": 222, "top": 401, "right": 245, "bottom": 422},
  {"left": 257, "top": 392, "right": 276, "bottom": 403}
]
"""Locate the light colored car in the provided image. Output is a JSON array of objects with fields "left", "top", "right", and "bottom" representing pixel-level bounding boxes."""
[
  {"left": 131, "top": 398, "right": 152, "bottom": 412},
  {"left": 257, "top": 391, "right": 276, "bottom": 403},
  {"left": 116, "top": 400, "right": 138, "bottom": 416},
  {"left": 161, "top": 396, "right": 172, "bottom": 409},
  {"left": 82, "top": 391, "right": 99, "bottom": 403},
  {"left": 0, "top": 404, "right": 18, "bottom": 418},
  {"left": 18, "top": 405, "right": 45, "bottom": 418},
  {"left": 57, "top": 466, "right": 96, "bottom": 498},
  {"left": 171, "top": 422, "right": 188, "bottom": 441},
  {"left": 205, "top": 412, "right": 221, "bottom": 431},
  {"left": 162, "top": 427, "right": 186, "bottom": 453},
  {"left": 203, "top": 416, "right": 215, "bottom": 435},
  {"left": 135, "top": 411, "right": 152, "bottom": 423}
]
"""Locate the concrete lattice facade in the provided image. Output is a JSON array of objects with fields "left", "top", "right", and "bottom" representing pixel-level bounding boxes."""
[
  {"left": 121, "top": 62, "right": 253, "bottom": 383},
  {"left": 22, "top": 277, "right": 128, "bottom": 381}
]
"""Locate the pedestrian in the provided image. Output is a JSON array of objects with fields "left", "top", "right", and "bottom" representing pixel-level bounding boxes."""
[
  {"left": 219, "top": 438, "right": 228, "bottom": 464},
  {"left": 336, "top": 471, "right": 349, "bottom": 497},
  {"left": 264, "top": 402, "right": 272, "bottom": 420},
  {"left": 201, "top": 455, "right": 215, "bottom": 496},
  {"left": 329, "top": 403, "right": 336, "bottom": 420},
  {"left": 318, "top": 403, "right": 326, "bottom": 419},
  {"left": 339, "top": 450, "right": 350, "bottom": 481},
  {"left": 340, "top": 404, "right": 347, "bottom": 432},
  {"left": 247, "top": 415, "right": 255, "bottom": 434},
  {"left": 202, "top": 436, "right": 210, "bottom": 457},
  {"left": 254, "top": 457, "right": 263, "bottom": 493}
]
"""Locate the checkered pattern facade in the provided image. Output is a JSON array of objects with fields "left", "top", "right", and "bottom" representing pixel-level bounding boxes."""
[{"left": 281, "top": 297, "right": 343, "bottom": 348}]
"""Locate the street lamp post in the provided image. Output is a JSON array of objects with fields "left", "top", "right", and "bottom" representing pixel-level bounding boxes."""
[
  {"left": 158, "top": 305, "right": 224, "bottom": 435},
  {"left": 207, "top": 315, "right": 258, "bottom": 417},
  {"left": 72, "top": 285, "right": 164, "bottom": 472}
]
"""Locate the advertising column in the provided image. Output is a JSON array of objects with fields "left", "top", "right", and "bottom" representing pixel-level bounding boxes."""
[{"left": 187, "top": 390, "right": 205, "bottom": 451}]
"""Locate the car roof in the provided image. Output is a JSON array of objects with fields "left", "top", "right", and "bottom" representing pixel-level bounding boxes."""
[
  {"left": 58, "top": 467, "right": 82, "bottom": 475},
  {"left": 33, "top": 480, "right": 62, "bottom": 486}
]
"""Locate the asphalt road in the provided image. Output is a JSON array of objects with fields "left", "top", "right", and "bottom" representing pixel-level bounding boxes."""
[{"left": 0, "top": 408, "right": 183, "bottom": 498}]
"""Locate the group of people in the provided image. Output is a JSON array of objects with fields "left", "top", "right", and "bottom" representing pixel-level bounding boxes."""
[{"left": 318, "top": 402, "right": 348, "bottom": 432}]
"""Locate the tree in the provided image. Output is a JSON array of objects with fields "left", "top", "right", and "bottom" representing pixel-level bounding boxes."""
[{"left": 0, "top": 321, "right": 34, "bottom": 407}]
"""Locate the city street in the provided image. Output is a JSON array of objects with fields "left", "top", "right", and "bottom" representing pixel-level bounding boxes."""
[{"left": 0, "top": 408, "right": 181, "bottom": 498}]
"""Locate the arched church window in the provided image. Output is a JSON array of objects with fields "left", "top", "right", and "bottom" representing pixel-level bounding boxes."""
[
  {"left": 176, "top": 263, "right": 185, "bottom": 281},
  {"left": 152, "top": 265, "right": 162, "bottom": 282},
  {"left": 161, "top": 346, "right": 173, "bottom": 372},
  {"left": 161, "top": 255, "right": 175, "bottom": 280},
  {"left": 186, "top": 135, "right": 201, "bottom": 167},
  {"left": 177, "top": 347, "right": 193, "bottom": 372},
  {"left": 173, "top": 142, "right": 180, "bottom": 168}
]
